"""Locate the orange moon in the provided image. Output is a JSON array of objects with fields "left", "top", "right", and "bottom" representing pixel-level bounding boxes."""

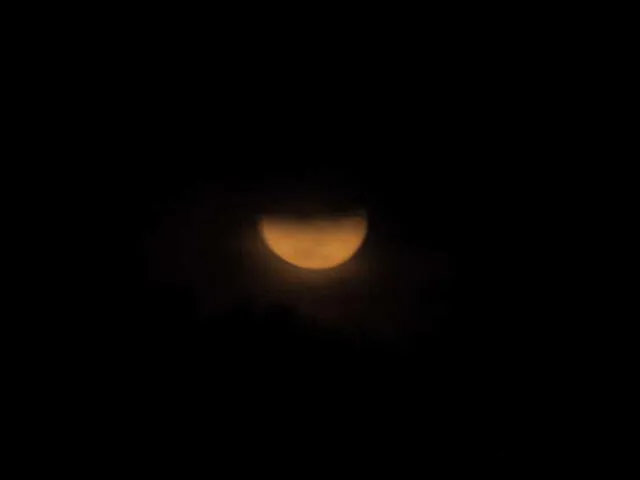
[{"left": 258, "top": 214, "right": 367, "bottom": 270}]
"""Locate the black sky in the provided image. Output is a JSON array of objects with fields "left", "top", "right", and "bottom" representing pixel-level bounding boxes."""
[
  {"left": 90, "top": 146, "right": 521, "bottom": 462},
  {"left": 55, "top": 29, "right": 544, "bottom": 468}
]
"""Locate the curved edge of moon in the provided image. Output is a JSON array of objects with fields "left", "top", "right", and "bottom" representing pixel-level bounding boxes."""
[{"left": 258, "top": 214, "right": 368, "bottom": 270}]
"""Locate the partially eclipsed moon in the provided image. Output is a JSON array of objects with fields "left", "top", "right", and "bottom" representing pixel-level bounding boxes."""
[{"left": 258, "top": 214, "right": 367, "bottom": 270}]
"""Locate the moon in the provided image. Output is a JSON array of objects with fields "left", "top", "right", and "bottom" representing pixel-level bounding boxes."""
[{"left": 258, "top": 213, "right": 368, "bottom": 270}]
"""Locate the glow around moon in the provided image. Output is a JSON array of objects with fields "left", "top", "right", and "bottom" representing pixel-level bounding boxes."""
[{"left": 258, "top": 214, "right": 367, "bottom": 270}]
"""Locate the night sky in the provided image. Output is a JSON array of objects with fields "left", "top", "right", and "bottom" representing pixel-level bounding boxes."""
[
  {"left": 58, "top": 30, "right": 541, "bottom": 469},
  {"left": 87, "top": 155, "right": 523, "bottom": 466}
]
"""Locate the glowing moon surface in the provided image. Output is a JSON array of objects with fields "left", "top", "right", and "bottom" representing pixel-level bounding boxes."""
[{"left": 259, "top": 214, "right": 367, "bottom": 270}]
